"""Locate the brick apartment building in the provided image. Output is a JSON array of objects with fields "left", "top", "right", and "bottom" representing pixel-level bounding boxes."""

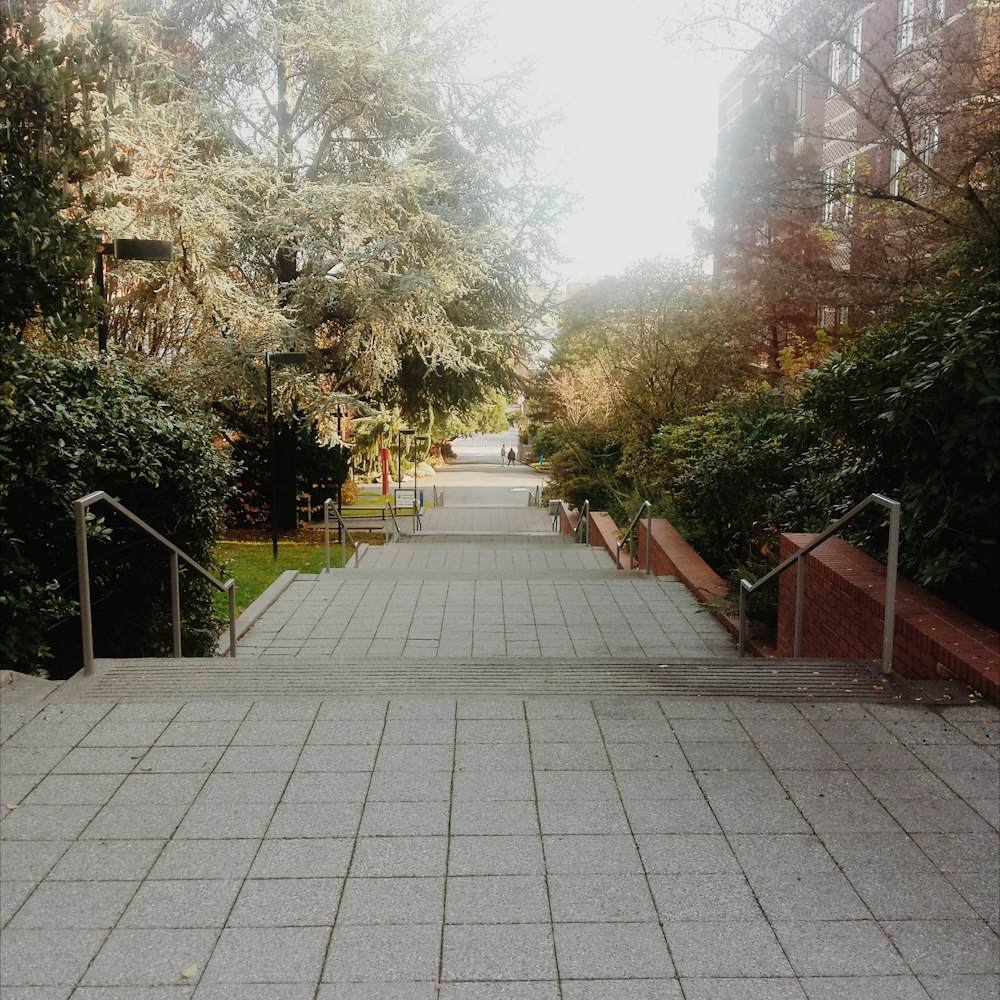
[{"left": 713, "top": 0, "right": 998, "bottom": 355}]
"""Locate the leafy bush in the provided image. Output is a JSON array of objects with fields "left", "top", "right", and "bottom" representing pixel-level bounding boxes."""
[
  {"left": 0, "top": 342, "right": 235, "bottom": 675},
  {"left": 542, "top": 419, "right": 625, "bottom": 513},
  {"left": 528, "top": 422, "right": 565, "bottom": 466},
  {"left": 801, "top": 268, "right": 1000, "bottom": 625},
  {"left": 220, "top": 407, "right": 352, "bottom": 528},
  {"left": 651, "top": 385, "right": 807, "bottom": 581},
  {"left": 648, "top": 266, "right": 1000, "bottom": 631}
]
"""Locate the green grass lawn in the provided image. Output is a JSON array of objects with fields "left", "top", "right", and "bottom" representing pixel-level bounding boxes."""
[{"left": 214, "top": 539, "right": 345, "bottom": 616}]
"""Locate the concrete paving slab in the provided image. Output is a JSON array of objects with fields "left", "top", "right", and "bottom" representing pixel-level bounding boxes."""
[
  {"left": 2, "top": 691, "right": 999, "bottom": 995},
  {"left": 4, "top": 440, "right": 999, "bottom": 995}
]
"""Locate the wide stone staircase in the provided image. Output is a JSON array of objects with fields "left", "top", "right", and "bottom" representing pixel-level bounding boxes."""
[{"left": 54, "top": 505, "right": 904, "bottom": 702}]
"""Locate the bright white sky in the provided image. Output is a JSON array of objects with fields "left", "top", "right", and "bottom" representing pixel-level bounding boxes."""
[{"left": 458, "top": 0, "right": 739, "bottom": 283}]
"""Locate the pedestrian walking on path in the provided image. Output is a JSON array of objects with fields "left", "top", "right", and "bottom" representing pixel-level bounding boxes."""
[
  {"left": 507, "top": 447, "right": 516, "bottom": 466},
  {"left": 500, "top": 442, "right": 507, "bottom": 464}
]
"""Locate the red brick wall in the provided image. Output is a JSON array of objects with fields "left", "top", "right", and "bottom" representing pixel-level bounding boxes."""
[
  {"left": 556, "top": 501, "right": 577, "bottom": 535},
  {"left": 638, "top": 520, "right": 728, "bottom": 604},
  {"left": 777, "top": 534, "right": 999, "bottom": 701},
  {"left": 586, "top": 512, "right": 619, "bottom": 561}
]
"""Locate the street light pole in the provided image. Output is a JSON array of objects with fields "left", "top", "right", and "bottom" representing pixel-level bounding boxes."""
[
  {"left": 336, "top": 406, "right": 344, "bottom": 522},
  {"left": 94, "top": 244, "right": 108, "bottom": 353},
  {"left": 94, "top": 238, "right": 173, "bottom": 353},
  {"left": 266, "top": 353, "right": 276, "bottom": 560},
  {"left": 397, "top": 428, "right": 414, "bottom": 489},
  {"left": 415, "top": 434, "right": 428, "bottom": 532},
  {"left": 266, "top": 351, "right": 309, "bottom": 560}
]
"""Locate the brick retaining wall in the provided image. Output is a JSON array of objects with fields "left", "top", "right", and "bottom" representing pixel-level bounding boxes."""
[
  {"left": 778, "top": 534, "right": 999, "bottom": 701},
  {"left": 638, "top": 520, "right": 728, "bottom": 604},
  {"left": 586, "top": 511, "right": 619, "bottom": 560}
]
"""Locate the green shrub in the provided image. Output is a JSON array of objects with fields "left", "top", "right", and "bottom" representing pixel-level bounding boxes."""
[
  {"left": 651, "top": 385, "right": 807, "bottom": 580},
  {"left": 220, "top": 406, "right": 351, "bottom": 528},
  {"left": 0, "top": 342, "right": 235, "bottom": 675},
  {"left": 647, "top": 266, "right": 1000, "bottom": 632},
  {"left": 529, "top": 423, "right": 565, "bottom": 465},
  {"left": 802, "top": 268, "right": 1000, "bottom": 625},
  {"left": 542, "top": 419, "right": 625, "bottom": 513}
]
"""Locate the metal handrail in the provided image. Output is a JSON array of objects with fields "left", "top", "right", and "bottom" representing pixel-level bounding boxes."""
[
  {"left": 616, "top": 500, "right": 653, "bottom": 574},
  {"left": 384, "top": 501, "right": 401, "bottom": 544},
  {"left": 74, "top": 491, "right": 237, "bottom": 677},
  {"left": 738, "top": 493, "right": 901, "bottom": 674},
  {"left": 573, "top": 499, "right": 590, "bottom": 544},
  {"left": 323, "top": 499, "right": 360, "bottom": 570}
]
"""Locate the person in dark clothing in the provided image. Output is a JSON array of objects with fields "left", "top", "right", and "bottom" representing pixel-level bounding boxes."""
[{"left": 507, "top": 448, "right": 516, "bottom": 466}]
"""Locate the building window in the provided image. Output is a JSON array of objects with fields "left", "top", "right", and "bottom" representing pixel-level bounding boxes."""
[
  {"left": 847, "top": 20, "right": 862, "bottom": 85},
  {"left": 915, "top": 121, "right": 939, "bottom": 195},
  {"left": 795, "top": 66, "right": 807, "bottom": 118},
  {"left": 921, "top": 121, "right": 940, "bottom": 163},
  {"left": 818, "top": 305, "right": 837, "bottom": 329},
  {"left": 890, "top": 145, "right": 907, "bottom": 196},
  {"left": 821, "top": 161, "right": 855, "bottom": 222},
  {"left": 822, "top": 166, "right": 837, "bottom": 222},
  {"left": 828, "top": 43, "right": 842, "bottom": 95},
  {"left": 898, "top": 0, "right": 915, "bottom": 49},
  {"left": 841, "top": 159, "right": 857, "bottom": 221}
]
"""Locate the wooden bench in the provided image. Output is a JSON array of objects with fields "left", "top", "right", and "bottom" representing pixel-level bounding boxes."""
[{"left": 335, "top": 506, "right": 388, "bottom": 531}]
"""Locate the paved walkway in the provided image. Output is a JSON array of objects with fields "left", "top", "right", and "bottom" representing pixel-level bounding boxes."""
[
  {"left": 1, "top": 691, "right": 997, "bottom": 998},
  {"left": 1, "top": 438, "right": 998, "bottom": 998},
  {"left": 241, "top": 455, "right": 737, "bottom": 662}
]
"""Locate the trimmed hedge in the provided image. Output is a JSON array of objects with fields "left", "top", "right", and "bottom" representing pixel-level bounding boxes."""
[{"left": 0, "top": 342, "right": 235, "bottom": 676}]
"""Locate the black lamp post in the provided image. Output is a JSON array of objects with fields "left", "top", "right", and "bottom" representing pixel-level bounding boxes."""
[
  {"left": 94, "top": 238, "right": 174, "bottom": 353},
  {"left": 397, "top": 428, "right": 415, "bottom": 488},
  {"left": 335, "top": 406, "right": 348, "bottom": 521},
  {"left": 415, "top": 435, "right": 428, "bottom": 528},
  {"left": 266, "top": 351, "right": 309, "bottom": 560},
  {"left": 414, "top": 433, "right": 428, "bottom": 490},
  {"left": 334, "top": 405, "right": 353, "bottom": 544}
]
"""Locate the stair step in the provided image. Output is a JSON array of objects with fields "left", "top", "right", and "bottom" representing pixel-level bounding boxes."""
[
  {"left": 55, "top": 656, "right": 904, "bottom": 701},
  {"left": 404, "top": 532, "right": 566, "bottom": 544}
]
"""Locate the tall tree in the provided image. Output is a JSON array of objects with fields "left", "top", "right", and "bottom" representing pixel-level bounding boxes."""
[
  {"left": 0, "top": 2, "right": 121, "bottom": 341},
  {"left": 537, "top": 259, "right": 765, "bottom": 497},
  {"left": 78, "top": 0, "right": 567, "bottom": 418},
  {"left": 674, "top": 0, "right": 1000, "bottom": 293}
]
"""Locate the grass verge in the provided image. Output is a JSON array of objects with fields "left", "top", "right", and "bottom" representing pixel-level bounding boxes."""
[{"left": 214, "top": 539, "right": 345, "bottom": 616}]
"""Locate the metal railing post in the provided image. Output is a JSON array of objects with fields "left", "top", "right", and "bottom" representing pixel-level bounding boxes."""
[
  {"left": 793, "top": 553, "right": 806, "bottom": 658},
  {"left": 646, "top": 505, "right": 653, "bottom": 574},
  {"left": 227, "top": 585, "right": 237, "bottom": 658},
  {"left": 735, "top": 493, "right": 901, "bottom": 671},
  {"left": 882, "top": 500, "right": 901, "bottom": 674},
  {"left": 323, "top": 501, "right": 331, "bottom": 573},
  {"left": 75, "top": 498, "right": 96, "bottom": 676},
  {"left": 170, "top": 550, "right": 182, "bottom": 657},
  {"left": 74, "top": 491, "right": 238, "bottom": 666},
  {"left": 738, "top": 581, "right": 749, "bottom": 657}
]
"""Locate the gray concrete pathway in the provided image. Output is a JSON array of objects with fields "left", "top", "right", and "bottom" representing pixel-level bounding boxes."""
[
  {"left": 239, "top": 570, "right": 735, "bottom": 661},
  {"left": 1, "top": 437, "right": 998, "bottom": 997},
  {"left": 1, "top": 692, "right": 997, "bottom": 998},
  {"left": 242, "top": 462, "right": 738, "bottom": 661}
]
